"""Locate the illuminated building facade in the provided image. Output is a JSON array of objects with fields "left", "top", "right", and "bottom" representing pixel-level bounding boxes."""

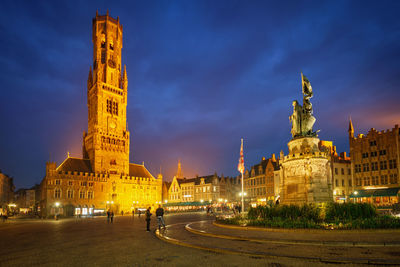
[
  {"left": 348, "top": 121, "right": 400, "bottom": 205},
  {"left": 319, "top": 141, "right": 352, "bottom": 202},
  {"left": 165, "top": 162, "right": 240, "bottom": 208},
  {"left": 0, "top": 170, "right": 15, "bottom": 211},
  {"left": 244, "top": 155, "right": 280, "bottom": 206},
  {"left": 40, "top": 12, "right": 162, "bottom": 217}
]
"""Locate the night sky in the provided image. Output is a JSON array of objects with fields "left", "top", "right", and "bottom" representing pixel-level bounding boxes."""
[{"left": 1, "top": 1, "right": 399, "bottom": 189}]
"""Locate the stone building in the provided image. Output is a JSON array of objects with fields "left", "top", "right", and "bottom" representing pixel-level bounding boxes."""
[
  {"left": 244, "top": 155, "right": 279, "bottom": 206},
  {"left": 0, "top": 170, "right": 14, "bottom": 211},
  {"left": 165, "top": 162, "right": 240, "bottom": 207},
  {"left": 348, "top": 121, "right": 400, "bottom": 205},
  {"left": 39, "top": 12, "right": 162, "bottom": 217},
  {"left": 319, "top": 141, "right": 352, "bottom": 202}
]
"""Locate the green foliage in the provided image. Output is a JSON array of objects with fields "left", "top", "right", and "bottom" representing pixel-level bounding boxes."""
[
  {"left": 220, "top": 203, "right": 400, "bottom": 229},
  {"left": 324, "top": 202, "right": 377, "bottom": 222},
  {"left": 247, "top": 203, "right": 321, "bottom": 223}
]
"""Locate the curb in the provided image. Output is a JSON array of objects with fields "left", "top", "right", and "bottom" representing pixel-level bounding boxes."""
[
  {"left": 212, "top": 221, "right": 400, "bottom": 247},
  {"left": 188, "top": 222, "right": 399, "bottom": 247},
  {"left": 213, "top": 221, "right": 400, "bottom": 234}
]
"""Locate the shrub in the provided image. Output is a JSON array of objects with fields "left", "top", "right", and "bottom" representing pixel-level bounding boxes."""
[{"left": 325, "top": 202, "right": 377, "bottom": 222}]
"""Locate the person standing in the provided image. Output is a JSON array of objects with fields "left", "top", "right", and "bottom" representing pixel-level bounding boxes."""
[
  {"left": 156, "top": 205, "right": 166, "bottom": 230},
  {"left": 110, "top": 211, "right": 114, "bottom": 223},
  {"left": 107, "top": 210, "right": 110, "bottom": 223},
  {"left": 132, "top": 209, "right": 135, "bottom": 220},
  {"left": 145, "top": 207, "right": 152, "bottom": 232}
]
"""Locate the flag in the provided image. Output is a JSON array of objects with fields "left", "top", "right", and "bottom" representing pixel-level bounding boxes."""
[
  {"left": 237, "top": 138, "right": 244, "bottom": 174},
  {"left": 301, "top": 73, "right": 313, "bottom": 95}
]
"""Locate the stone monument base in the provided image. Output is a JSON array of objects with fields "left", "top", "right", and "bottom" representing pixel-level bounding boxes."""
[{"left": 280, "top": 137, "right": 332, "bottom": 205}]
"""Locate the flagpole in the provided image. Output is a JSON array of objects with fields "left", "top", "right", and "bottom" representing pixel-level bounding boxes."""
[{"left": 241, "top": 170, "right": 244, "bottom": 214}]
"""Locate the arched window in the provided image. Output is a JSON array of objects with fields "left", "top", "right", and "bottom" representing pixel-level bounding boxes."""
[
  {"left": 79, "top": 191, "right": 85, "bottom": 199},
  {"left": 101, "top": 33, "right": 106, "bottom": 48},
  {"left": 67, "top": 189, "right": 73, "bottom": 199}
]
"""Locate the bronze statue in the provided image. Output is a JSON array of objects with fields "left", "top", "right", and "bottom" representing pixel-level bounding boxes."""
[{"left": 290, "top": 73, "right": 317, "bottom": 138}]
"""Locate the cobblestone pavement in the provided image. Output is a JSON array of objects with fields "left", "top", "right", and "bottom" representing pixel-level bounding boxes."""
[{"left": 0, "top": 212, "right": 393, "bottom": 266}]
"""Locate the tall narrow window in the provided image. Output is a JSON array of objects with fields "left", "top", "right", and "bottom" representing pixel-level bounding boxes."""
[{"left": 55, "top": 188, "right": 61, "bottom": 199}]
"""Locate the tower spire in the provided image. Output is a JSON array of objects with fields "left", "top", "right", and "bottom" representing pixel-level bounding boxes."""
[
  {"left": 176, "top": 159, "right": 183, "bottom": 179},
  {"left": 87, "top": 66, "right": 93, "bottom": 89},
  {"left": 348, "top": 117, "right": 354, "bottom": 138},
  {"left": 122, "top": 65, "right": 128, "bottom": 90}
]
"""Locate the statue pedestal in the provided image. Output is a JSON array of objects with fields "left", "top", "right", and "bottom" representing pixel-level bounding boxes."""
[{"left": 280, "top": 137, "right": 332, "bottom": 205}]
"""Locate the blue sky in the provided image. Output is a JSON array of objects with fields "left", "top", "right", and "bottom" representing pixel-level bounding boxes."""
[{"left": 1, "top": 0, "right": 399, "bottom": 188}]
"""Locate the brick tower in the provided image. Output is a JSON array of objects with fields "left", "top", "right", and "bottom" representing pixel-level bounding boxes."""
[{"left": 83, "top": 11, "right": 130, "bottom": 175}]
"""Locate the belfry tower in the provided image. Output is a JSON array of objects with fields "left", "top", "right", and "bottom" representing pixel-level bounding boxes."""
[{"left": 83, "top": 11, "right": 130, "bottom": 175}]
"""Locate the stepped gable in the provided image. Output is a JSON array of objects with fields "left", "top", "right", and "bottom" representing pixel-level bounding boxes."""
[
  {"left": 129, "top": 163, "right": 153, "bottom": 178},
  {"left": 56, "top": 157, "right": 92, "bottom": 173}
]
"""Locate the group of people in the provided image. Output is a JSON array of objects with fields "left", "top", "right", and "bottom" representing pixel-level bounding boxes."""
[
  {"left": 106, "top": 210, "right": 114, "bottom": 223},
  {"left": 145, "top": 205, "right": 166, "bottom": 231},
  {"left": 106, "top": 205, "right": 166, "bottom": 232}
]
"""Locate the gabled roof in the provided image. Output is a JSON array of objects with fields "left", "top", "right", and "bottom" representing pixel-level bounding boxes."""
[
  {"left": 57, "top": 157, "right": 92, "bottom": 173},
  {"left": 129, "top": 163, "right": 153, "bottom": 179},
  {"left": 249, "top": 158, "right": 280, "bottom": 177},
  {"left": 163, "top": 181, "right": 172, "bottom": 190},
  {"left": 177, "top": 174, "right": 219, "bottom": 186}
]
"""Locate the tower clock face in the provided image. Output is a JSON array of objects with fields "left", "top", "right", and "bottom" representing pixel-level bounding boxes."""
[{"left": 110, "top": 121, "right": 116, "bottom": 129}]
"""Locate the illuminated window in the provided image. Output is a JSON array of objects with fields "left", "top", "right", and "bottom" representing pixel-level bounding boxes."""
[
  {"left": 75, "top": 208, "right": 81, "bottom": 215},
  {"left": 54, "top": 188, "right": 61, "bottom": 198},
  {"left": 109, "top": 39, "right": 114, "bottom": 50}
]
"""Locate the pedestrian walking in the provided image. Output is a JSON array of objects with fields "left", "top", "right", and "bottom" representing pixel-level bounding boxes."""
[
  {"left": 121, "top": 210, "right": 124, "bottom": 216},
  {"left": 145, "top": 207, "right": 152, "bottom": 232},
  {"left": 138, "top": 210, "right": 141, "bottom": 218},
  {"left": 132, "top": 209, "right": 135, "bottom": 220},
  {"left": 110, "top": 211, "right": 114, "bottom": 223},
  {"left": 156, "top": 205, "right": 166, "bottom": 230},
  {"left": 107, "top": 210, "right": 110, "bottom": 223}
]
